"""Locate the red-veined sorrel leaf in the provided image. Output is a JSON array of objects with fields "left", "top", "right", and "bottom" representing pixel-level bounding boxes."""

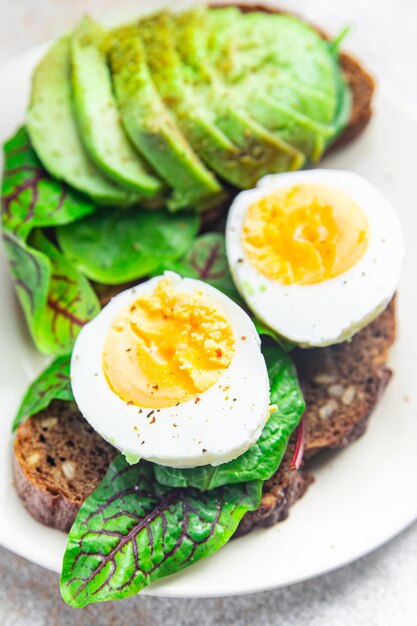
[
  {"left": 156, "top": 232, "right": 241, "bottom": 301},
  {"left": 60, "top": 458, "right": 262, "bottom": 607},
  {"left": 1, "top": 127, "right": 100, "bottom": 354},
  {"left": 12, "top": 355, "right": 74, "bottom": 431},
  {"left": 3, "top": 230, "right": 100, "bottom": 354},
  {"left": 3, "top": 230, "right": 51, "bottom": 326},
  {"left": 1, "top": 127, "right": 95, "bottom": 240},
  {"left": 31, "top": 231, "right": 100, "bottom": 353}
]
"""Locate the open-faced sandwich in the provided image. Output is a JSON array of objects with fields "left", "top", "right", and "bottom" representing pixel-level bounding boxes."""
[{"left": 1, "top": 3, "right": 404, "bottom": 607}]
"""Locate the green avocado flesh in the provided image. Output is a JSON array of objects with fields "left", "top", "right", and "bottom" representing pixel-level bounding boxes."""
[
  {"left": 26, "top": 6, "right": 350, "bottom": 209},
  {"left": 71, "top": 17, "right": 163, "bottom": 198},
  {"left": 205, "top": 8, "right": 347, "bottom": 162},
  {"left": 27, "top": 38, "right": 134, "bottom": 206},
  {"left": 171, "top": 7, "right": 305, "bottom": 186},
  {"left": 139, "top": 11, "right": 246, "bottom": 187},
  {"left": 108, "top": 25, "right": 223, "bottom": 212}
]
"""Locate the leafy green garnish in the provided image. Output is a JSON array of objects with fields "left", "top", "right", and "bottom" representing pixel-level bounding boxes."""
[
  {"left": 3, "top": 229, "right": 100, "bottom": 355},
  {"left": 56, "top": 207, "right": 200, "bottom": 284},
  {"left": 60, "top": 458, "right": 261, "bottom": 607},
  {"left": 1, "top": 127, "right": 95, "bottom": 239},
  {"left": 13, "top": 355, "right": 74, "bottom": 431},
  {"left": 157, "top": 232, "right": 241, "bottom": 301},
  {"left": 154, "top": 345, "right": 304, "bottom": 490},
  {"left": 1, "top": 127, "right": 101, "bottom": 354}
]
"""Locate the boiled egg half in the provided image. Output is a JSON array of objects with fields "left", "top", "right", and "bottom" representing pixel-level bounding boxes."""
[
  {"left": 226, "top": 169, "right": 404, "bottom": 347},
  {"left": 71, "top": 272, "right": 270, "bottom": 467}
]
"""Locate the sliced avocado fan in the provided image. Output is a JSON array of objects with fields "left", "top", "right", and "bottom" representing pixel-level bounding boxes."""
[
  {"left": 26, "top": 7, "right": 351, "bottom": 209},
  {"left": 70, "top": 16, "right": 163, "bottom": 199},
  {"left": 140, "top": 10, "right": 303, "bottom": 188},
  {"left": 108, "top": 25, "right": 224, "bottom": 212},
  {"left": 27, "top": 37, "right": 135, "bottom": 206}
]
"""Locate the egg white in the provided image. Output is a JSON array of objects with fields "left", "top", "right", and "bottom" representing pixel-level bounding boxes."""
[
  {"left": 226, "top": 169, "right": 405, "bottom": 347},
  {"left": 71, "top": 272, "right": 270, "bottom": 467}
]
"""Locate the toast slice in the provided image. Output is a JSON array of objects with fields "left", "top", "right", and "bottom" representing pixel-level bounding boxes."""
[
  {"left": 13, "top": 401, "right": 116, "bottom": 531},
  {"left": 294, "top": 298, "right": 395, "bottom": 457},
  {"left": 12, "top": 301, "right": 395, "bottom": 534}
]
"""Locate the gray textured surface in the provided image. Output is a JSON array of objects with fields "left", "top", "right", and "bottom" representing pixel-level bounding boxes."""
[{"left": 1, "top": 0, "right": 417, "bottom": 624}]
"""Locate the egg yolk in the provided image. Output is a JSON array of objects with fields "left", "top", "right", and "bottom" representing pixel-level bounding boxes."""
[
  {"left": 102, "top": 278, "right": 235, "bottom": 409},
  {"left": 242, "top": 184, "right": 369, "bottom": 285}
]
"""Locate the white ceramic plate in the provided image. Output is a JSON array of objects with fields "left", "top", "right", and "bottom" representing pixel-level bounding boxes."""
[{"left": 1, "top": 35, "right": 417, "bottom": 598}]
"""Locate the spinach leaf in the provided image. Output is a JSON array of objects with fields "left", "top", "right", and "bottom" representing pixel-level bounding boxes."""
[
  {"left": 56, "top": 207, "right": 200, "bottom": 284},
  {"left": 13, "top": 355, "right": 74, "bottom": 431},
  {"left": 1, "top": 127, "right": 100, "bottom": 354},
  {"left": 154, "top": 345, "right": 304, "bottom": 490},
  {"left": 155, "top": 232, "right": 241, "bottom": 301},
  {"left": 3, "top": 230, "right": 100, "bottom": 354},
  {"left": 60, "top": 457, "right": 261, "bottom": 607}
]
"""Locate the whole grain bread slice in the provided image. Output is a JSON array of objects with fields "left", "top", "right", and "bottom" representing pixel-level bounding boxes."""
[
  {"left": 294, "top": 298, "right": 396, "bottom": 458},
  {"left": 12, "top": 301, "right": 396, "bottom": 534},
  {"left": 13, "top": 401, "right": 116, "bottom": 531}
]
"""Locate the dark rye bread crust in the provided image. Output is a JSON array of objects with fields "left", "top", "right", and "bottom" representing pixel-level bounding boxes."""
[
  {"left": 12, "top": 302, "right": 396, "bottom": 534},
  {"left": 13, "top": 401, "right": 116, "bottom": 531}
]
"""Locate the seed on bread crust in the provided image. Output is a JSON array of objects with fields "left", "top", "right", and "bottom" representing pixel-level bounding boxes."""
[
  {"left": 342, "top": 385, "right": 356, "bottom": 405},
  {"left": 328, "top": 384, "right": 345, "bottom": 397},
  {"left": 319, "top": 399, "right": 338, "bottom": 420},
  {"left": 313, "top": 374, "right": 337, "bottom": 385},
  {"left": 40, "top": 416, "right": 58, "bottom": 430},
  {"left": 62, "top": 460, "right": 76, "bottom": 480}
]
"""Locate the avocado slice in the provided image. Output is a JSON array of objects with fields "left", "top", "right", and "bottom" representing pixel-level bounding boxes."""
[
  {"left": 108, "top": 25, "right": 223, "bottom": 212},
  {"left": 27, "top": 37, "right": 134, "bottom": 206},
  {"left": 205, "top": 8, "right": 341, "bottom": 129},
  {"left": 172, "top": 7, "right": 304, "bottom": 187},
  {"left": 242, "top": 95, "right": 334, "bottom": 162},
  {"left": 205, "top": 8, "right": 344, "bottom": 161},
  {"left": 207, "top": 9, "right": 337, "bottom": 97},
  {"left": 70, "top": 16, "right": 163, "bottom": 199},
  {"left": 139, "top": 11, "right": 246, "bottom": 188},
  {"left": 258, "top": 75, "right": 337, "bottom": 126}
]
